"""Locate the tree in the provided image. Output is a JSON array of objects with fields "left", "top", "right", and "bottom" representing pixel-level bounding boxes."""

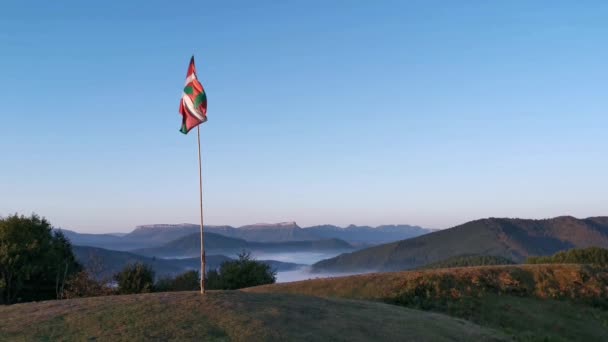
[
  {"left": 0, "top": 214, "right": 81, "bottom": 304},
  {"left": 114, "top": 262, "right": 155, "bottom": 294},
  {"left": 206, "top": 251, "right": 276, "bottom": 290}
]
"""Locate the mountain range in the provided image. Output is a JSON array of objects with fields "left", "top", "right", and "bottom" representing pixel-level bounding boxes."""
[
  {"left": 313, "top": 216, "right": 608, "bottom": 272},
  {"left": 60, "top": 222, "right": 431, "bottom": 251},
  {"left": 133, "top": 232, "right": 354, "bottom": 258}
]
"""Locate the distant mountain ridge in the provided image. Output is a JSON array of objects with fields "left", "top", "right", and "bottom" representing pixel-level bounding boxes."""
[
  {"left": 61, "top": 222, "right": 432, "bottom": 250},
  {"left": 136, "top": 222, "right": 430, "bottom": 244},
  {"left": 313, "top": 216, "right": 608, "bottom": 272},
  {"left": 303, "top": 224, "right": 430, "bottom": 244},
  {"left": 133, "top": 232, "right": 354, "bottom": 258}
]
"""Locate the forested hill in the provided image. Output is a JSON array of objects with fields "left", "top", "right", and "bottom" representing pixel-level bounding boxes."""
[{"left": 313, "top": 216, "right": 608, "bottom": 272}]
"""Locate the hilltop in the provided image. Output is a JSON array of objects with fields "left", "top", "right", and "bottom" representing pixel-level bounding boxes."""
[
  {"left": 314, "top": 216, "right": 608, "bottom": 272},
  {"left": 247, "top": 264, "right": 608, "bottom": 341},
  {"left": 0, "top": 291, "right": 506, "bottom": 341}
]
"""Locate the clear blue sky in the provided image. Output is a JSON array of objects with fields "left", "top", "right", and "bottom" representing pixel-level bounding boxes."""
[{"left": 1, "top": 1, "right": 607, "bottom": 232}]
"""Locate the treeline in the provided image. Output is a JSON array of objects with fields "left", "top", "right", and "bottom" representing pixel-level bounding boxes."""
[
  {"left": 109, "top": 252, "right": 276, "bottom": 295},
  {"left": 419, "top": 254, "right": 515, "bottom": 270},
  {"left": 1, "top": 214, "right": 276, "bottom": 304},
  {"left": 526, "top": 247, "right": 608, "bottom": 266}
]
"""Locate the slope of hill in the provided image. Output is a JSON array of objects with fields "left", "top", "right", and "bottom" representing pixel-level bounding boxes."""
[
  {"left": 247, "top": 264, "right": 608, "bottom": 341},
  {"left": 314, "top": 216, "right": 608, "bottom": 272},
  {"left": 133, "top": 232, "right": 354, "bottom": 258},
  {"left": 73, "top": 246, "right": 300, "bottom": 279},
  {"left": 0, "top": 291, "right": 506, "bottom": 341},
  {"left": 249, "top": 264, "right": 608, "bottom": 301}
]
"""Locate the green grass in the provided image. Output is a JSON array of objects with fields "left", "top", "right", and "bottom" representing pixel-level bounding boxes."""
[
  {"left": 427, "top": 295, "right": 608, "bottom": 342},
  {"left": 247, "top": 264, "right": 608, "bottom": 341},
  {"left": 0, "top": 291, "right": 507, "bottom": 341}
]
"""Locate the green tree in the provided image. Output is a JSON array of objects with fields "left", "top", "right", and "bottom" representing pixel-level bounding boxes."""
[
  {"left": 206, "top": 251, "right": 276, "bottom": 290},
  {"left": 114, "top": 262, "right": 155, "bottom": 294},
  {"left": 0, "top": 214, "right": 81, "bottom": 304}
]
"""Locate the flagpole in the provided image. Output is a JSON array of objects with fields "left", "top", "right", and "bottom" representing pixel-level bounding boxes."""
[{"left": 197, "top": 125, "right": 206, "bottom": 294}]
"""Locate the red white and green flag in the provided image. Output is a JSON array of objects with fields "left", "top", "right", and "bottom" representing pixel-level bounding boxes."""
[{"left": 179, "top": 56, "right": 208, "bottom": 134}]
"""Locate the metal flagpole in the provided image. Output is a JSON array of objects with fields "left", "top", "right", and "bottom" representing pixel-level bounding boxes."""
[{"left": 197, "top": 125, "right": 206, "bottom": 293}]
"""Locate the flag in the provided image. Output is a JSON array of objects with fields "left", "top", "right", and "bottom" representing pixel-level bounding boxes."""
[{"left": 179, "top": 56, "right": 208, "bottom": 134}]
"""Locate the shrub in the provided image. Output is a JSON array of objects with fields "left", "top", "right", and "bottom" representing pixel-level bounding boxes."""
[
  {"left": 63, "top": 271, "right": 113, "bottom": 299},
  {"left": 155, "top": 270, "right": 200, "bottom": 292},
  {"left": 206, "top": 251, "right": 276, "bottom": 290},
  {"left": 114, "top": 263, "right": 155, "bottom": 294}
]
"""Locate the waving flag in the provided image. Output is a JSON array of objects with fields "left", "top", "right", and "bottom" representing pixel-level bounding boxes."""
[{"left": 179, "top": 56, "right": 208, "bottom": 134}]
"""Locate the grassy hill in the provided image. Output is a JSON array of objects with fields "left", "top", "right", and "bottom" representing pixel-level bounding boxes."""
[
  {"left": 248, "top": 264, "right": 608, "bottom": 341},
  {"left": 133, "top": 232, "right": 354, "bottom": 258},
  {"left": 0, "top": 291, "right": 506, "bottom": 341},
  {"left": 314, "top": 216, "right": 608, "bottom": 272}
]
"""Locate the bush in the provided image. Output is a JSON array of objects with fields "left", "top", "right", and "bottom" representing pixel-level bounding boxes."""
[
  {"left": 206, "top": 251, "right": 276, "bottom": 290},
  {"left": 63, "top": 271, "right": 113, "bottom": 299},
  {"left": 114, "top": 263, "right": 155, "bottom": 294},
  {"left": 155, "top": 270, "right": 200, "bottom": 292},
  {"left": 0, "top": 214, "right": 82, "bottom": 304}
]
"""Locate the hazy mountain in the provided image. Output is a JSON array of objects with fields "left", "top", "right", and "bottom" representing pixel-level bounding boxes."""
[
  {"left": 60, "top": 222, "right": 432, "bottom": 250},
  {"left": 313, "top": 216, "right": 608, "bottom": 272},
  {"left": 61, "top": 224, "right": 241, "bottom": 250},
  {"left": 212, "top": 222, "right": 319, "bottom": 242},
  {"left": 73, "top": 246, "right": 301, "bottom": 280},
  {"left": 125, "top": 224, "right": 200, "bottom": 244},
  {"left": 132, "top": 232, "right": 354, "bottom": 258},
  {"left": 59, "top": 229, "right": 130, "bottom": 249},
  {"left": 304, "top": 224, "right": 430, "bottom": 245}
]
